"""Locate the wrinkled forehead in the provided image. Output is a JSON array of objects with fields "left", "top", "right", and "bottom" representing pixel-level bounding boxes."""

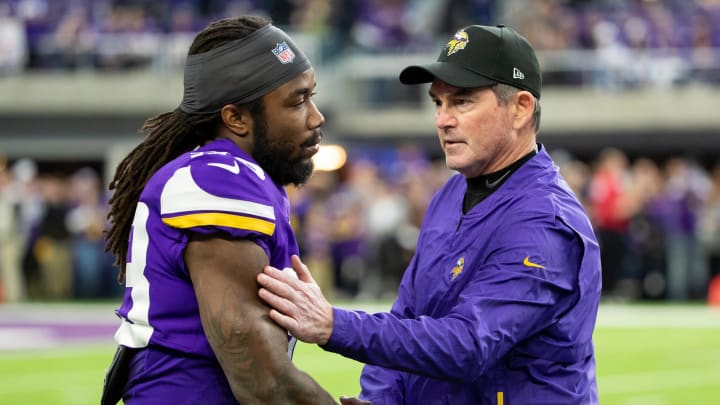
[{"left": 429, "top": 79, "right": 485, "bottom": 98}]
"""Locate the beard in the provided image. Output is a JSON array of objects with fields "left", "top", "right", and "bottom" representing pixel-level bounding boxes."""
[{"left": 251, "top": 112, "right": 315, "bottom": 187}]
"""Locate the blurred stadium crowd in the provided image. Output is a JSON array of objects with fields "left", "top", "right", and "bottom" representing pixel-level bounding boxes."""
[
  {"left": 1, "top": 145, "right": 720, "bottom": 303},
  {"left": 1, "top": 0, "right": 720, "bottom": 304},
  {"left": 0, "top": 0, "right": 719, "bottom": 86}
]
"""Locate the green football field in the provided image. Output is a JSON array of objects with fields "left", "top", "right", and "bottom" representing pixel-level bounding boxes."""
[{"left": 1, "top": 302, "right": 719, "bottom": 404}]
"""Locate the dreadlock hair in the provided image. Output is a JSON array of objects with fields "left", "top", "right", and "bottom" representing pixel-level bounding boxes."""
[{"left": 105, "top": 15, "right": 271, "bottom": 283}]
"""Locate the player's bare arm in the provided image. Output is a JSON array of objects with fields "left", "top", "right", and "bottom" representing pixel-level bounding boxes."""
[
  {"left": 185, "top": 234, "right": 336, "bottom": 404},
  {"left": 258, "top": 255, "right": 334, "bottom": 345}
]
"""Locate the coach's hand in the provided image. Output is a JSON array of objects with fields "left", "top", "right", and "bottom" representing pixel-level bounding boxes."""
[
  {"left": 339, "top": 396, "right": 372, "bottom": 404},
  {"left": 258, "top": 255, "right": 334, "bottom": 345}
]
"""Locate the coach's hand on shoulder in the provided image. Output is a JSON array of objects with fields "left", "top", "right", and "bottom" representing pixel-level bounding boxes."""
[
  {"left": 257, "top": 255, "right": 334, "bottom": 345},
  {"left": 339, "top": 396, "right": 372, "bottom": 405}
]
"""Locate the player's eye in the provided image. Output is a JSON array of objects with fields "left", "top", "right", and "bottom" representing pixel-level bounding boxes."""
[{"left": 295, "top": 92, "right": 317, "bottom": 107}]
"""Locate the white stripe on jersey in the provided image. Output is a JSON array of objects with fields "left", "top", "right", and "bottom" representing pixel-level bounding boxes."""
[{"left": 161, "top": 166, "right": 276, "bottom": 220}]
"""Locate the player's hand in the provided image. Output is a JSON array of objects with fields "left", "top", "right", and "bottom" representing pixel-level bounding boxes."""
[
  {"left": 339, "top": 396, "right": 372, "bottom": 405},
  {"left": 257, "top": 255, "right": 334, "bottom": 345}
]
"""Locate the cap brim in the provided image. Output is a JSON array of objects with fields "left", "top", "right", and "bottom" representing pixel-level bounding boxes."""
[{"left": 399, "top": 62, "right": 498, "bottom": 88}]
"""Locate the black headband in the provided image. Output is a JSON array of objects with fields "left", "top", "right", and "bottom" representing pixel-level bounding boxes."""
[{"left": 180, "top": 24, "right": 312, "bottom": 114}]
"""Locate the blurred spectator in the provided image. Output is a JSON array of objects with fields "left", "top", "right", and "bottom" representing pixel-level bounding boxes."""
[
  {"left": 0, "top": 154, "right": 24, "bottom": 302},
  {"left": 44, "top": 7, "right": 95, "bottom": 69},
  {"left": 318, "top": 0, "right": 359, "bottom": 61},
  {"left": 434, "top": 0, "right": 496, "bottom": 36},
  {"left": 1, "top": 158, "right": 43, "bottom": 301},
  {"left": 151, "top": 3, "right": 197, "bottom": 71},
  {"left": 687, "top": 9, "right": 720, "bottom": 83},
  {"left": 588, "top": 148, "right": 634, "bottom": 297},
  {"left": 65, "top": 167, "right": 119, "bottom": 299},
  {"left": 591, "top": 18, "right": 639, "bottom": 89},
  {"left": 326, "top": 162, "right": 369, "bottom": 298},
  {"left": 662, "top": 157, "right": 710, "bottom": 300},
  {"left": 95, "top": 3, "right": 160, "bottom": 70},
  {"left": 351, "top": 0, "right": 413, "bottom": 52},
  {"left": 559, "top": 158, "right": 592, "bottom": 209},
  {"left": 286, "top": 0, "right": 331, "bottom": 33},
  {"left": 0, "top": 3, "right": 28, "bottom": 74},
  {"left": 700, "top": 161, "right": 720, "bottom": 281},
  {"left": 289, "top": 170, "right": 337, "bottom": 298},
  {"left": 356, "top": 160, "right": 409, "bottom": 299},
  {"left": 626, "top": 157, "right": 668, "bottom": 299},
  {"left": 23, "top": 173, "right": 72, "bottom": 300}
]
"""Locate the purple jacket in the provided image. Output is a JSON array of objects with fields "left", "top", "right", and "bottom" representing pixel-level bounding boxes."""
[{"left": 324, "top": 146, "right": 601, "bottom": 404}]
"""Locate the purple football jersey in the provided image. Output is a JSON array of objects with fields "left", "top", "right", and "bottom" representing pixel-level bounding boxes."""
[{"left": 114, "top": 138, "right": 298, "bottom": 359}]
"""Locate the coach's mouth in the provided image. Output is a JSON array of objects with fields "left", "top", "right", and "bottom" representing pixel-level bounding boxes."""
[{"left": 443, "top": 139, "right": 466, "bottom": 149}]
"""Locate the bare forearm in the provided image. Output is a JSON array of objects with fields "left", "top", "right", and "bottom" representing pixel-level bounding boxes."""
[
  {"left": 200, "top": 291, "right": 335, "bottom": 403},
  {"left": 207, "top": 313, "right": 337, "bottom": 404},
  {"left": 257, "top": 368, "right": 338, "bottom": 405},
  {"left": 227, "top": 357, "right": 337, "bottom": 404},
  {"left": 187, "top": 237, "right": 337, "bottom": 404}
]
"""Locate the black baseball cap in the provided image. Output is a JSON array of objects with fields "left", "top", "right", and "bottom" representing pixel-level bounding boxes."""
[{"left": 399, "top": 24, "right": 541, "bottom": 98}]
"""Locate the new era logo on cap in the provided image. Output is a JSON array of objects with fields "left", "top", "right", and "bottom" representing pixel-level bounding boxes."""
[{"left": 513, "top": 67, "right": 525, "bottom": 80}]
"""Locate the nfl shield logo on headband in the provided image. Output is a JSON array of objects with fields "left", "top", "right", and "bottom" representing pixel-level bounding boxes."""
[{"left": 272, "top": 41, "right": 295, "bottom": 64}]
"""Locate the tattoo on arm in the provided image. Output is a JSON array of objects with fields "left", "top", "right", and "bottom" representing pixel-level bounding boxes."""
[{"left": 188, "top": 236, "right": 337, "bottom": 404}]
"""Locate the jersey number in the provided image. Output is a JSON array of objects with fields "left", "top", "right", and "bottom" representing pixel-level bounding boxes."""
[{"left": 116, "top": 202, "right": 154, "bottom": 347}]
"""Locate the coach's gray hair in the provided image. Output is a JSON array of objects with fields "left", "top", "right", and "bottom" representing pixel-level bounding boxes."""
[{"left": 492, "top": 83, "right": 541, "bottom": 133}]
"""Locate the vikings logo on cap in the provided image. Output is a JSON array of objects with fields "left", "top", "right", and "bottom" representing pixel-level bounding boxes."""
[
  {"left": 272, "top": 41, "right": 295, "bottom": 64},
  {"left": 445, "top": 30, "right": 469, "bottom": 56}
]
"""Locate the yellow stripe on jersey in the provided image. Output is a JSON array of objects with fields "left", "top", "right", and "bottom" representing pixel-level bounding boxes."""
[
  {"left": 163, "top": 212, "right": 275, "bottom": 235},
  {"left": 497, "top": 391, "right": 504, "bottom": 405}
]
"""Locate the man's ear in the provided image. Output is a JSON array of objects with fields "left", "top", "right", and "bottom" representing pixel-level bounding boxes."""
[
  {"left": 220, "top": 104, "right": 252, "bottom": 137},
  {"left": 512, "top": 91, "right": 535, "bottom": 130}
]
